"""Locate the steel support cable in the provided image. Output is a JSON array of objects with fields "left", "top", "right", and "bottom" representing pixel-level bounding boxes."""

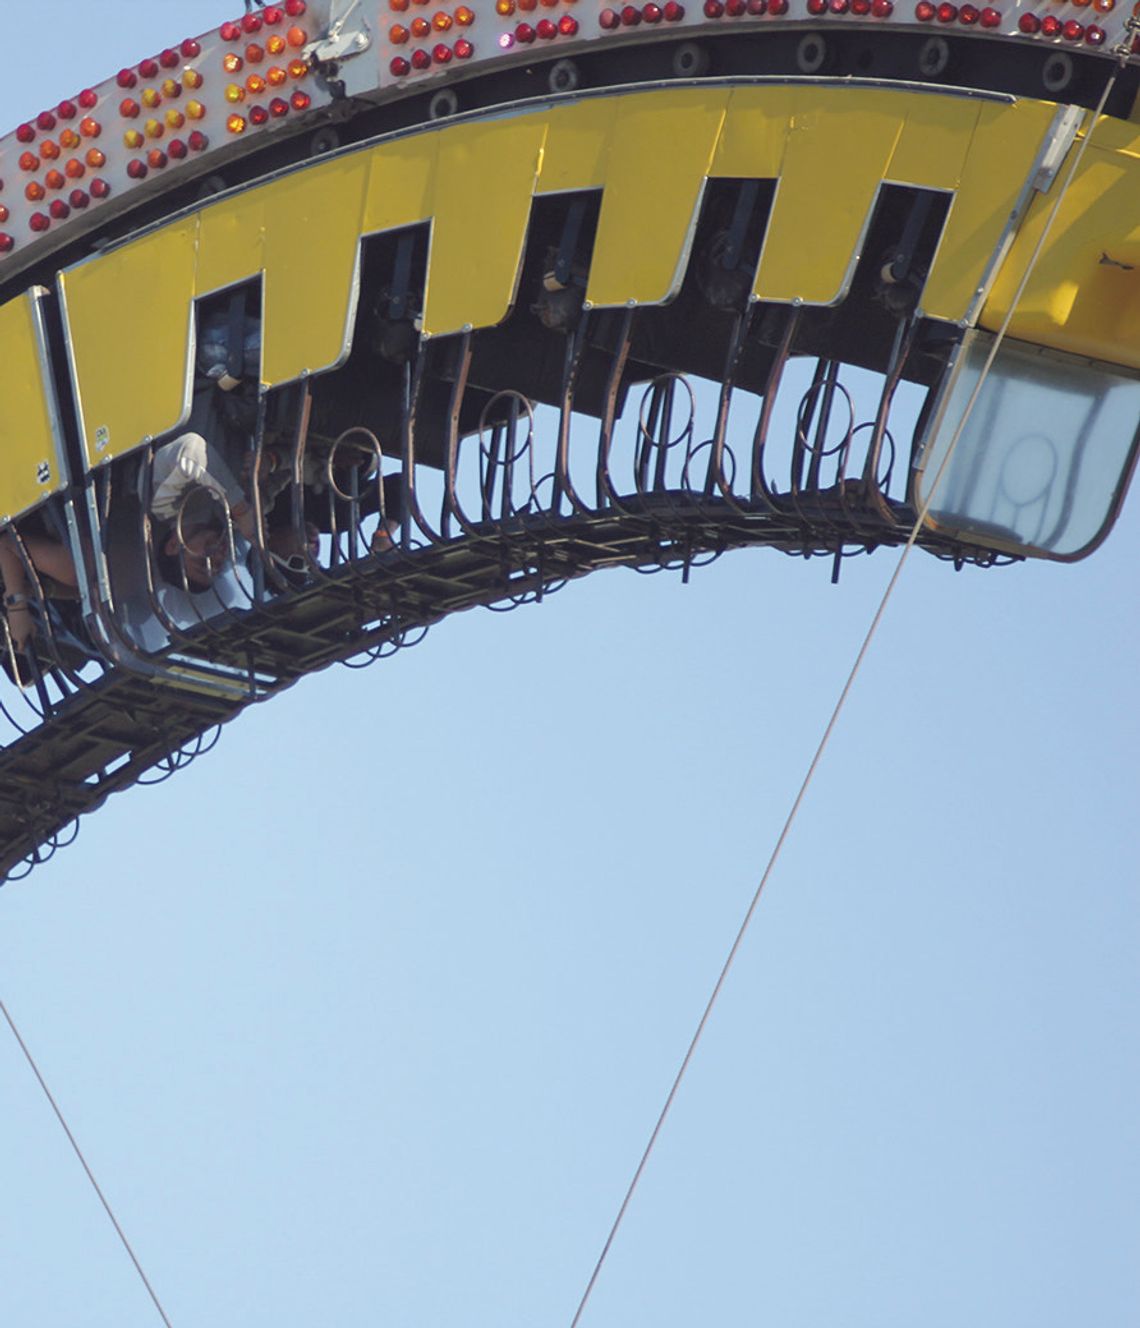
[
  {"left": 569, "top": 69, "right": 1124, "bottom": 1328},
  {"left": 0, "top": 996, "right": 175, "bottom": 1327}
]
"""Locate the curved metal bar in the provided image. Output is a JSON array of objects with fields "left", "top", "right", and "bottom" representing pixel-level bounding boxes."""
[
  {"left": 400, "top": 339, "right": 446, "bottom": 548},
  {"left": 752, "top": 306, "right": 800, "bottom": 506},
  {"left": 478, "top": 391, "right": 538, "bottom": 524},
  {"left": 632, "top": 373, "right": 697, "bottom": 528},
  {"left": 315, "top": 426, "right": 389, "bottom": 583},
  {"left": 858, "top": 316, "right": 919, "bottom": 532},
  {"left": 165, "top": 471, "right": 252, "bottom": 636},
  {"left": 553, "top": 320, "right": 593, "bottom": 519},
  {"left": 595, "top": 310, "right": 635, "bottom": 513},
  {"left": 788, "top": 360, "right": 849, "bottom": 541},
  {"left": 706, "top": 306, "right": 757, "bottom": 513},
  {"left": 441, "top": 331, "right": 479, "bottom": 539}
]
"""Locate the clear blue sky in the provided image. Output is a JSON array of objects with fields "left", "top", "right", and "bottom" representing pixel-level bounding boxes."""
[{"left": 1, "top": 8, "right": 1137, "bottom": 1325}]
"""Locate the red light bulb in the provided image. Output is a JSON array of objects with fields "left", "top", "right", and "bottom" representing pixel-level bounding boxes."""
[
  {"left": 455, "top": 36, "right": 475, "bottom": 54},
  {"left": 70, "top": 189, "right": 90, "bottom": 208},
  {"left": 90, "top": 177, "right": 111, "bottom": 198},
  {"left": 188, "top": 130, "right": 209, "bottom": 151},
  {"left": 29, "top": 212, "right": 51, "bottom": 232}
]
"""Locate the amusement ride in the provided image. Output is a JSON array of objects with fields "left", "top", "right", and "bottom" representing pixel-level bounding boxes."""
[
  {"left": 0, "top": 0, "right": 1135, "bottom": 878},
  {"left": 0, "top": 0, "right": 1137, "bottom": 1321}
]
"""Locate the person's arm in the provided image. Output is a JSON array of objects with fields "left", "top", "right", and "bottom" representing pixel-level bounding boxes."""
[
  {"left": 22, "top": 532, "right": 77, "bottom": 589},
  {"left": 0, "top": 532, "right": 34, "bottom": 648},
  {"left": 150, "top": 433, "right": 255, "bottom": 541}
]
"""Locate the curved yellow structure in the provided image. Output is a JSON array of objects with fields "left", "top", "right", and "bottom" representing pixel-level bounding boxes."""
[{"left": 0, "top": 68, "right": 1136, "bottom": 878}]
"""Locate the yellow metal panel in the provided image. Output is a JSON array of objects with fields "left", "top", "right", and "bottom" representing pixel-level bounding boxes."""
[
  {"left": 362, "top": 130, "right": 437, "bottom": 232},
  {"left": 920, "top": 98, "right": 1055, "bottom": 323},
  {"left": 981, "top": 144, "right": 1140, "bottom": 370},
  {"left": 424, "top": 116, "right": 546, "bottom": 336},
  {"left": 586, "top": 89, "right": 728, "bottom": 308},
  {"left": 200, "top": 156, "right": 371, "bottom": 383},
  {"left": 259, "top": 155, "right": 370, "bottom": 380},
  {"left": 1081, "top": 113, "right": 1140, "bottom": 158},
  {"left": 0, "top": 294, "right": 63, "bottom": 524},
  {"left": 887, "top": 96, "right": 977, "bottom": 188},
  {"left": 196, "top": 189, "right": 266, "bottom": 296},
  {"left": 62, "top": 218, "right": 198, "bottom": 467},
  {"left": 536, "top": 96, "right": 620, "bottom": 193},
  {"left": 756, "top": 88, "right": 903, "bottom": 306},
  {"left": 710, "top": 85, "right": 791, "bottom": 179}
]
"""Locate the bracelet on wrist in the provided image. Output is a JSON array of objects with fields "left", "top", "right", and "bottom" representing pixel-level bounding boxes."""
[{"left": 5, "top": 593, "right": 29, "bottom": 608}]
